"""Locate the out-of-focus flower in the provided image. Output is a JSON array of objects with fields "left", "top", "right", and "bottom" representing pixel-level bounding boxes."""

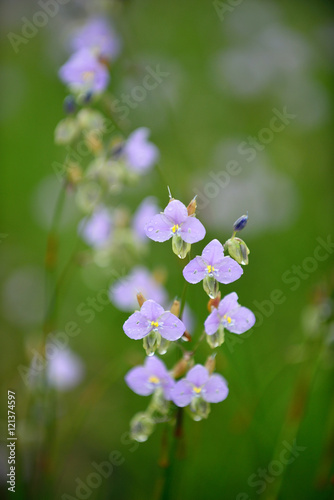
[
  {"left": 109, "top": 266, "right": 168, "bottom": 312},
  {"left": 123, "top": 128, "right": 159, "bottom": 173},
  {"left": 171, "top": 364, "right": 228, "bottom": 407},
  {"left": 78, "top": 206, "right": 113, "bottom": 248},
  {"left": 123, "top": 299, "right": 185, "bottom": 341},
  {"left": 132, "top": 197, "right": 160, "bottom": 241},
  {"left": 59, "top": 49, "right": 110, "bottom": 94},
  {"left": 70, "top": 16, "right": 121, "bottom": 61},
  {"left": 183, "top": 239, "right": 243, "bottom": 298},
  {"left": 47, "top": 347, "right": 85, "bottom": 390},
  {"left": 205, "top": 292, "right": 255, "bottom": 336},
  {"left": 125, "top": 356, "right": 174, "bottom": 399}
]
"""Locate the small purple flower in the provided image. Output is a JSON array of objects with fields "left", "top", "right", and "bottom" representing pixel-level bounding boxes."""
[
  {"left": 123, "top": 299, "right": 185, "bottom": 341},
  {"left": 109, "top": 266, "right": 168, "bottom": 312},
  {"left": 132, "top": 197, "right": 161, "bottom": 242},
  {"left": 70, "top": 17, "right": 121, "bottom": 61},
  {"left": 59, "top": 49, "right": 110, "bottom": 94},
  {"left": 125, "top": 356, "right": 174, "bottom": 399},
  {"left": 47, "top": 348, "right": 85, "bottom": 390},
  {"left": 205, "top": 292, "right": 255, "bottom": 335},
  {"left": 78, "top": 207, "right": 113, "bottom": 248},
  {"left": 183, "top": 239, "right": 243, "bottom": 285},
  {"left": 171, "top": 365, "right": 229, "bottom": 407},
  {"left": 123, "top": 128, "right": 159, "bottom": 173},
  {"left": 145, "top": 199, "right": 206, "bottom": 245}
]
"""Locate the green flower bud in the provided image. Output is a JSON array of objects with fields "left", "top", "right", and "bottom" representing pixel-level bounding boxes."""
[
  {"left": 148, "top": 388, "right": 170, "bottom": 417},
  {"left": 75, "top": 181, "right": 102, "bottom": 212},
  {"left": 77, "top": 109, "right": 105, "bottom": 134},
  {"left": 206, "top": 325, "right": 225, "bottom": 348},
  {"left": 189, "top": 397, "right": 211, "bottom": 421},
  {"left": 54, "top": 117, "right": 80, "bottom": 144},
  {"left": 225, "top": 237, "right": 250, "bottom": 265},
  {"left": 143, "top": 331, "right": 161, "bottom": 356},
  {"left": 172, "top": 235, "right": 191, "bottom": 259},
  {"left": 130, "top": 412, "right": 155, "bottom": 443},
  {"left": 157, "top": 337, "right": 170, "bottom": 355},
  {"left": 203, "top": 275, "right": 219, "bottom": 299}
]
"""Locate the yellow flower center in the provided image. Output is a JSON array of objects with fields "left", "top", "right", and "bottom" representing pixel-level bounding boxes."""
[
  {"left": 207, "top": 265, "right": 215, "bottom": 273},
  {"left": 193, "top": 386, "right": 202, "bottom": 394},
  {"left": 172, "top": 224, "right": 179, "bottom": 233},
  {"left": 149, "top": 376, "right": 160, "bottom": 384},
  {"left": 223, "top": 314, "right": 232, "bottom": 324},
  {"left": 82, "top": 70, "right": 95, "bottom": 81},
  {"left": 151, "top": 321, "right": 159, "bottom": 328}
]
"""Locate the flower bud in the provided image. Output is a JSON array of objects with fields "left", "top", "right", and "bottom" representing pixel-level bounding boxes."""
[
  {"left": 75, "top": 182, "right": 102, "bottom": 212},
  {"left": 206, "top": 325, "right": 225, "bottom": 348},
  {"left": 187, "top": 196, "right": 197, "bottom": 216},
  {"left": 172, "top": 358, "right": 189, "bottom": 379},
  {"left": 225, "top": 237, "right": 250, "bottom": 265},
  {"left": 157, "top": 338, "right": 170, "bottom": 355},
  {"left": 233, "top": 213, "right": 248, "bottom": 232},
  {"left": 172, "top": 234, "right": 191, "bottom": 259},
  {"left": 130, "top": 412, "right": 155, "bottom": 442},
  {"left": 189, "top": 398, "right": 211, "bottom": 421},
  {"left": 148, "top": 388, "right": 170, "bottom": 416},
  {"left": 170, "top": 300, "right": 180, "bottom": 317},
  {"left": 205, "top": 354, "right": 216, "bottom": 375},
  {"left": 137, "top": 292, "right": 146, "bottom": 308},
  {"left": 207, "top": 292, "right": 221, "bottom": 312},
  {"left": 85, "top": 131, "right": 103, "bottom": 154},
  {"left": 143, "top": 331, "right": 161, "bottom": 356},
  {"left": 203, "top": 275, "right": 219, "bottom": 299},
  {"left": 181, "top": 331, "right": 192, "bottom": 342},
  {"left": 54, "top": 117, "right": 79, "bottom": 144},
  {"left": 63, "top": 95, "right": 76, "bottom": 115},
  {"left": 66, "top": 163, "right": 82, "bottom": 186}
]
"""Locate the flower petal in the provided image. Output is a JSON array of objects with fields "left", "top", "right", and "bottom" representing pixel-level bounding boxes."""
[
  {"left": 202, "top": 239, "right": 225, "bottom": 266},
  {"left": 125, "top": 366, "right": 153, "bottom": 396},
  {"left": 158, "top": 312, "right": 185, "bottom": 341},
  {"left": 164, "top": 200, "right": 188, "bottom": 225},
  {"left": 204, "top": 308, "right": 221, "bottom": 335},
  {"left": 227, "top": 306, "right": 256, "bottom": 334},
  {"left": 186, "top": 365, "right": 209, "bottom": 387},
  {"left": 180, "top": 217, "right": 206, "bottom": 244},
  {"left": 217, "top": 292, "right": 239, "bottom": 317},
  {"left": 183, "top": 256, "right": 207, "bottom": 284},
  {"left": 123, "top": 311, "right": 151, "bottom": 340},
  {"left": 214, "top": 257, "right": 243, "bottom": 284},
  {"left": 141, "top": 299, "right": 165, "bottom": 321},
  {"left": 144, "top": 355, "right": 169, "bottom": 379},
  {"left": 202, "top": 374, "right": 229, "bottom": 403},
  {"left": 145, "top": 214, "right": 172, "bottom": 242},
  {"left": 171, "top": 379, "right": 193, "bottom": 407}
]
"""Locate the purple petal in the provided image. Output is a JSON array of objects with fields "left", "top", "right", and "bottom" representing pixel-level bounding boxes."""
[
  {"left": 145, "top": 214, "right": 172, "bottom": 242},
  {"left": 204, "top": 308, "right": 221, "bottom": 335},
  {"left": 171, "top": 379, "right": 193, "bottom": 407},
  {"left": 186, "top": 365, "right": 209, "bottom": 387},
  {"left": 202, "top": 239, "right": 225, "bottom": 266},
  {"left": 144, "top": 355, "right": 169, "bottom": 379},
  {"left": 59, "top": 49, "right": 109, "bottom": 93},
  {"left": 132, "top": 197, "right": 160, "bottom": 241},
  {"left": 124, "top": 128, "right": 159, "bottom": 172},
  {"left": 180, "top": 217, "right": 206, "bottom": 244},
  {"left": 163, "top": 200, "right": 188, "bottom": 225},
  {"left": 183, "top": 256, "right": 207, "bottom": 284},
  {"left": 125, "top": 366, "right": 153, "bottom": 396},
  {"left": 218, "top": 292, "right": 239, "bottom": 317},
  {"left": 140, "top": 299, "right": 165, "bottom": 321},
  {"left": 158, "top": 312, "right": 185, "bottom": 341},
  {"left": 227, "top": 306, "right": 256, "bottom": 334},
  {"left": 214, "top": 257, "right": 243, "bottom": 284},
  {"left": 123, "top": 311, "right": 151, "bottom": 340},
  {"left": 202, "top": 374, "right": 229, "bottom": 403}
]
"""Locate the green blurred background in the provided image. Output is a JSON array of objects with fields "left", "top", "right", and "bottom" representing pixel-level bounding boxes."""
[{"left": 1, "top": 0, "right": 334, "bottom": 499}]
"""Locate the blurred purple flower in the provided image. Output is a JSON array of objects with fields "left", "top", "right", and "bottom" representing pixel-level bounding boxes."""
[
  {"left": 205, "top": 292, "right": 255, "bottom": 335},
  {"left": 132, "top": 197, "right": 161, "bottom": 241},
  {"left": 171, "top": 365, "right": 228, "bottom": 407},
  {"left": 183, "top": 239, "right": 243, "bottom": 284},
  {"left": 123, "top": 128, "right": 159, "bottom": 173},
  {"left": 109, "top": 266, "right": 167, "bottom": 312},
  {"left": 70, "top": 17, "right": 121, "bottom": 61},
  {"left": 59, "top": 49, "right": 110, "bottom": 94},
  {"left": 123, "top": 299, "right": 185, "bottom": 341},
  {"left": 47, "top": 347, "right": 85, "bottom": 390},
  {"left": 145, "top": 199, "right": 206, "bottom": 244},
  {"left": 78, "top": 207, "right": 113, "bottom": 248},
  {"left": 125, "top": 356, "right": 174, "bottom": 399}
]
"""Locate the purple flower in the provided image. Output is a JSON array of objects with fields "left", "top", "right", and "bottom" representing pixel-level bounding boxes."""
[
  {"left": 59, "top": 49, "right": 110, "bottom": 94},
  {"left": 47, "top": 348, "right": 85, "bottom": 390},
  {"left": 123, "top": 128, "right": 159, "bottom": 173},
  {"left": 123, "top": 299, "right": 185, "bottom": 341},
  {"left": 145, "top": 199, "right": 206, "bottom": 245},
  {"left": 109, "top": 266, "right": 168, "bottom": 312},
  {"left": 70, "top": 17, "right": 121, "bottom": 61},
  {"left": 125, "top": 356, "right": 174, "bottom": 399},
  {"left": 205, "top": 292, "right": 255, "bottom": 335},
  {"left": 132, "top": 197, "right": 161, "bottom": 241},
  {"left": 183, "top": 239, "right": 243, "bottom": 285},
  {"left": 171, "top": 365, "right": 228, "bottom": 407},
  {"left": 78, "top": 207, "right": 113, "bottom": 248}
]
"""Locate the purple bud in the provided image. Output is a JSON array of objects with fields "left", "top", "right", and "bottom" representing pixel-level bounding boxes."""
[
  {"left": 233, "top": 213, "right": 248, "bottom": 232},
  {"left": 63, "top": 95, "right": 76, "bottom": 114}
]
